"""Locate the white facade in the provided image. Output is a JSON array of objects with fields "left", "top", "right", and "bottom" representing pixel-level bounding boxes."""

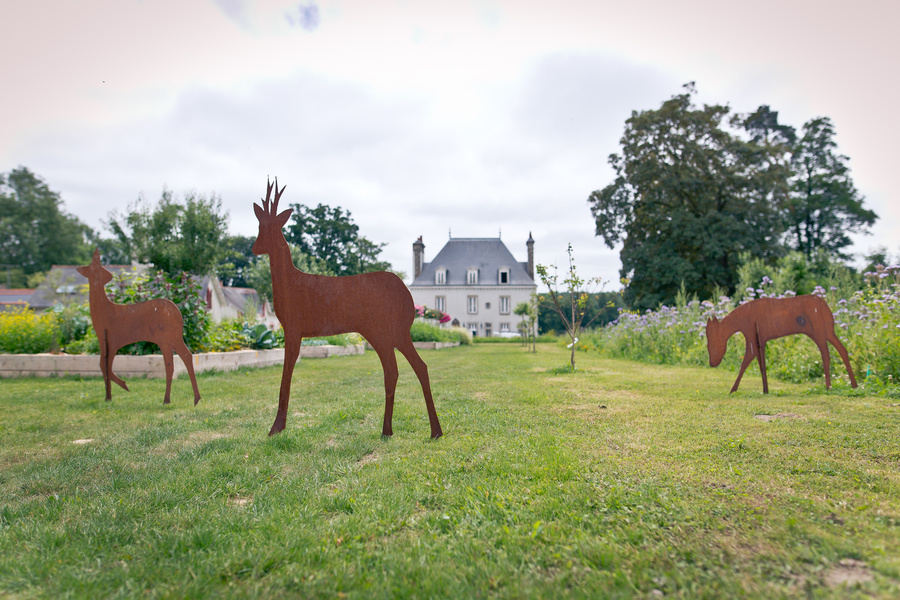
[{"left": 408, "top": 236, "right": 537, "bottom": 338}]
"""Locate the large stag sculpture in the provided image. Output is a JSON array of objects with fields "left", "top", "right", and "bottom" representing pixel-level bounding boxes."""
[
  {"left": 78, "top": 249, "right": 201, "bottom": 405},
  {"left": 706, "top": 295, "right": 857, "bottom": 393},
  {"left": 252, "top": 179, "right": 443, "bottom": 438}
]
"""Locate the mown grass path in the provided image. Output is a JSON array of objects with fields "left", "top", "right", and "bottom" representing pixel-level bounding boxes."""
[{"left": 1, "top": 344, "right": 898, "bottom": 598}]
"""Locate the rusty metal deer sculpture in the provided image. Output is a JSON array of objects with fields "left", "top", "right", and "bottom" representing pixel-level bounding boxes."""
[
  {"left": 77, "top": 249, "right": 201, "bottom": 405},
  {"left": 706, "top": 295, "right": 857, "bottom": 393},
  {"left": 252, "top": 179, "right": 442, "bottom": 438}
]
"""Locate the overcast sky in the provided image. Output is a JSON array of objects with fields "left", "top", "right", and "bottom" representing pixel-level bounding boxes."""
[{"left": 2, "top": 0, "right": 897, "bottom": 288}]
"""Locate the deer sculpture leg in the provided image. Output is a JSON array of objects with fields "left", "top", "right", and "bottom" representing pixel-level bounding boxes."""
[
  {"left": 758, "top": 338, "right": 769, "bottom": 394},
  {"left": 270, "top": 337, "right": 302, "bottom": 436},
  {"left": 373, "top": 344, "right": 400, "bottom": 437},
  {"left": 731, "top": 336, "right": 756, "bottom": 393},
  {"left": 173, "top": 339, "right": 202, "bottom": 404},
  {"left": 397, "top": 337, "right": 442, "bottom": 439},
  {"left": 812, "top": 336, "right": 834, "bottom": 389},
  {"left": 101, "top": 330, "right": 112, "bottom": 401},
  {"left": 162, "top": 349, "right": 175, "bottom": 405},
  {"left": 827, "top": 332, "right": 858, "bottom": 388}
]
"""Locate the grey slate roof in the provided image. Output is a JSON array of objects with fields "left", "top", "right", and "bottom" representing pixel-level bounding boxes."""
[
  {"left": 28, "top": 265, "right": 135, "bottom": 309},
  {"left": 410, "top": 237, "right": 534, "bottom": 287}
]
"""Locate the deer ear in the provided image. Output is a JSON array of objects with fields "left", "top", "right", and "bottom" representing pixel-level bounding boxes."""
[
  {"left": 276, "top": 208, "right": 293, "bottom": 227},
  {"left": 253, "top": 203, "right": 265, "bottom": 221}
]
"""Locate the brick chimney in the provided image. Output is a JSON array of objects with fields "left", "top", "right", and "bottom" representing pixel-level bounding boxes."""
[
  {"left": 413, "top": 236, "right": 425, "bottom": 280},
  {"left": 526, "top": 232, "right": 534, "bottom": 280}
]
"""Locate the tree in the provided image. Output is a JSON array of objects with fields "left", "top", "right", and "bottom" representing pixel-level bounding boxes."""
[
  {"left": 0, "top": 167, "right": 93, "bottom": 284},
  {"left": 285, "top": 202, "right": 391, "bottom": 275},
  {"left": 536, "top": 244, "right": 605, "bottom": 370},
  {"left": 786, "top": 117, "right": 877, "bottom": 259},
  {"left": 106, "top": 189, "right": 229, "bottom": 276},
  {"left": 514, "top": 294, "right": 538, "bottom": 352},
  {"left": 243, "top": 243, "right": 333, "bottom": 304},
  {"left": 216, "top": 235, "right": 256, "bottom": 288},
  {"left": 589, "top": 85, "right": 786, "bottom": 310},
  {"left": 739, "top": 105, "right": 796, "bottom": 235}
]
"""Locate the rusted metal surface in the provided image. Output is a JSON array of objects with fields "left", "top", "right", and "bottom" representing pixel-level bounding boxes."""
[
  {"left": 77, "top": 250, "right": 201, "bottom": 405},
  {"left": 252, "top": 179, "right": 442, "bottom": 438},
  {"left": 706, "top": 295, "right": 857, "bottom": 393}
]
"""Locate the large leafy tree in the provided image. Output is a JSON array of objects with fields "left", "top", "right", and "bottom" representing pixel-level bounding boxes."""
[
  {"left": 106, "top": 189, "right": 229, "bottom": 276},
  {"left": 786, "top": 117, "right": 876, "bottom": 259},
  {"left": 284, "top": 202, "right": 391, "bottom": 275},
  {"left": 216, "top": 235, "right": 256, "bottom": 288},
  {"left": 589, "top": 85, "right": 786, "bottom": 310},
  {"left": 0, "top": 167, "right": 93, "bottom": 284},
  {"left": 740, "top": 105, "right": 796, "bottom": 223}
]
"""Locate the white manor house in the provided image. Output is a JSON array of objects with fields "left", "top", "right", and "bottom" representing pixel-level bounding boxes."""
[{"left": 408, "top": 234, "right": 537, "bottom": 338}]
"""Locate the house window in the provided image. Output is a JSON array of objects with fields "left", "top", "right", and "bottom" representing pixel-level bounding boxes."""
[
  {"left": 499, "top": 296, "right": 510, "bottom": 314},
  {"left": 500, "top": 322, "right": 510, "bottom": 332},
  {"left": 435, "top": 268, "right": 446, "bottom": 285},
  {"left": 485, "top": 302, "right": 491, "bottom": 309},
  {"left": 435, "top": 296, "right": 445, "bottom": 312},
  {"left": 467, "top": 268, "right": 479, "bottom": 285},
  {"left": 467, "top": 295, "right": 478, "bottom": 314},
  {"left": 484, "top": 323, "right": 492, "bottom": 337},
  {"left": 467, "top": 322, "right": 479, "bottom": 336},
  {"left": 499, "top": 268, "right": 510, "bottom": 284}
]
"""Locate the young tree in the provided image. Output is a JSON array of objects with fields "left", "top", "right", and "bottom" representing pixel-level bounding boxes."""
[
  {"left": 514, "top": 292, "right": 538, "bottom": 352},
  {"left": 786, "top": 117, "right": 877, "bottom": 259},
  {"left": 0, "top": 167, "right": 93, "bottom": 283},
  {"left": 537, "top": 291, "right": 622, "bottom": 335},
  {"left": 285, "top": 202, "right": 391, "bottom": 275},
  {"left": 536, "top": 244, "right": 605, "bottom": 370},
  {"left": 106, "top": 189, "right": 229, "bottom": 276},
  {"left": 588, "top": 84, "right": 786, "bottom": 311}
]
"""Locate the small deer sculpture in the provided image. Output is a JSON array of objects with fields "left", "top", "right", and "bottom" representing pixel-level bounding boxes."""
[
  {"left": 706, "top": 295, "right": 857, "bottom": 393},
  {"left": 252, "top": 179, "right": 442, "bottom": 438},
  {"left": 77, "top": 249, "right": 201, "bottom": 405}
]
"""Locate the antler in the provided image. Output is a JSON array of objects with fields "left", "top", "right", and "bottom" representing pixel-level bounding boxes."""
[{"left": 263, "top": 178, "right": 287, "bottom": 215}]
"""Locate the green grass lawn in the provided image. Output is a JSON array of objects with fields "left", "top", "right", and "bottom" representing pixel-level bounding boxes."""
[{"left": 1, "top": 344, "right": 898, "bottom": 598}]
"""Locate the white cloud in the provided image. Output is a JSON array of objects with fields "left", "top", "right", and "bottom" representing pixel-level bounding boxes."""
[{"left": 1, "top": 0, "right": 897, "bottom": 286}]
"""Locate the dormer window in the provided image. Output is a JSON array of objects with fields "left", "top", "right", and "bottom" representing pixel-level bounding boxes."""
[
  {"left": 467, "top": 268, "right": 479, "bottom": 285},
  {"left": 435, "top": 268, "right": 447, "bottom": 285},
  {"left": 498, "top": 268, "right": 510, "bottom": 284}
]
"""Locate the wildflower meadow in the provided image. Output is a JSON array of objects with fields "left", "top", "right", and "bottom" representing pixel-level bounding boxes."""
[{"left": 578, "top": 264, "right": 900, "bottom": 393}]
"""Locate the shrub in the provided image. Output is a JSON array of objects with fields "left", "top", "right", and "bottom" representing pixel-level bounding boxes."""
[
  {"left": 0, "top": 306, "right": 59, "bottom": 354},
  {"left": 51, "top": 302, "right": 92, "bottom": 351},
  {"left": 410, "top": 322, "right": 471, "bottom": 345},
  {"left": 302, "top": 333, "right": 362, "bottom": 347},
  {"left": 200, "top": 319, "right": 249, "bottom": 352}
]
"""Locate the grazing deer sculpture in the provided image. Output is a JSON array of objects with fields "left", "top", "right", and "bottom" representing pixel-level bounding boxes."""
[
  {"left": 77, "top": 249, "right": 201, "bottom": 405},
  {"left": 252, "top": 179, "right": 443, "bottom": 438},
  {"left": 706, "top": 295, "right": 857, "bottom": 393}
]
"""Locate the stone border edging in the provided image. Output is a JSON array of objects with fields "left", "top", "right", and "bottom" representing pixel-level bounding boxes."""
[
  {"left": 367, "top": 341, "right": 461, "bottom": 351},
  {"left": 0, "top": 345, "right": 366, "bottom": 379}
]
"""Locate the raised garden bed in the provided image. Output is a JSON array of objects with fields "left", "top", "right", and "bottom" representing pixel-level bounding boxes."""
[{"left": 0, "top": 345, "right": 365, "bottom": 379}]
